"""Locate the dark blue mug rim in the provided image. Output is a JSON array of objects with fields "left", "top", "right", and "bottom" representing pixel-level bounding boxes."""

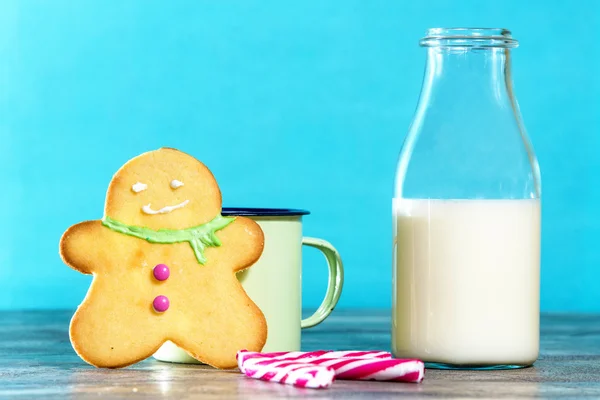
[{"left": 222, "top": 207, "right": 310, "bottom": 216}]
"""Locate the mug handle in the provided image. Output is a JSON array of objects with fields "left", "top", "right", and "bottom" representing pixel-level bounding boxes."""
[{"left": 300, "top": 237, "right": 344, "bottom": 329}]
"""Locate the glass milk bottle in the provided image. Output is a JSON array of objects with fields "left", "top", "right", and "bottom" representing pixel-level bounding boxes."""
[{"left": 392, "top": 28, "right": 541, "bottom": 369}]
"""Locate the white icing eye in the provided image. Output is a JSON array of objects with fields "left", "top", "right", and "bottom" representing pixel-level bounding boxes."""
[
  {"left": 132, "top": 182, "right": 148, "bottom": 193},
  {"left": 170, "top": 180, "right": 184, "bottom": 189}
]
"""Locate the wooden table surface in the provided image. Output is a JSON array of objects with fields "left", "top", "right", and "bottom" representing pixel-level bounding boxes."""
[{"left": 2, "top": 310, "right": 600, "bottom": 399}]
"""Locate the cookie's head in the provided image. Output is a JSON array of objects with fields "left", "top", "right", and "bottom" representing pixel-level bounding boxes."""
[{"left": 105, "top": 148, "right": 222, "bottom": 230}]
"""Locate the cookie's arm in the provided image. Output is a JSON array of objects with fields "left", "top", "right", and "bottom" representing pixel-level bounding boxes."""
[
  {"left": 60, "top": 220, "right": 105, "bottom": 274},
  {"left": 216, "top": 216, "right": 265, "bottom": 272}
]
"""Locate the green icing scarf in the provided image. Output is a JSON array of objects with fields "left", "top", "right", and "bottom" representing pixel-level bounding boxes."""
[{"left": 102, "top": 215, "right": 235, "bottom": 265}]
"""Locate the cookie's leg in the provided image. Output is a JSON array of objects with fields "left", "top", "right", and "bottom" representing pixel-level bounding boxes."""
[
  {"left": 70, "top": 277, "right": 166, "bottom": 368},
  {"left": 170, "top": 276, "right": 267, "bottom": 369}
]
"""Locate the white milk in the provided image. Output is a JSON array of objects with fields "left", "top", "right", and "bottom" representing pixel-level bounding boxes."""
[{"left": 392, "top": 199, "right": 540, "bottom": 366}]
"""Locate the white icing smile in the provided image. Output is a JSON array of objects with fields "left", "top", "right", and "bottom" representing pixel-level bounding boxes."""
[{"left": 142, "top": 200, "right": 190, "bottom": 215}]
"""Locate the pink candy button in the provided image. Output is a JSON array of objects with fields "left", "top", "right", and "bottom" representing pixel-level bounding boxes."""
[
  {"left": 153, "top": 264, "right": 170, "bottom": 281},
  {"left": 153, "top": 295, "right": 169, "bottom": 313}
]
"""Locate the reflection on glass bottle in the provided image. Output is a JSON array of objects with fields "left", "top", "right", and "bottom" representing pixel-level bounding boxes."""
[{"left": 392, "top": 28, "right": 541, "bottom": 369}]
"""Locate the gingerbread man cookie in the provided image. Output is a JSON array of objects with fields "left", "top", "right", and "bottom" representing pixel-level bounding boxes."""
[{"left": 59, "top": 148, "right": 267, "bottom": 368}]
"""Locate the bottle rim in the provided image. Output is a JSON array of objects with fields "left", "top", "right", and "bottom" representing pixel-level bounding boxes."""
[{"left": 420, "top": 28, "right": 518, "bottom": 48}]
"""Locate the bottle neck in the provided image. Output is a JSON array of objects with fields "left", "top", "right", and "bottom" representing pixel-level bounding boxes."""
[
  {"left": 419, "top": 47, "right": 514, "bottom": 110},
  {"left": 423, "top": 48, "right": 512, "bottom": 107}
]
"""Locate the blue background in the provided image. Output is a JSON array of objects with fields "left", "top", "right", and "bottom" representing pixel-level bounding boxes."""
[{"left": 1, "top": 1, "right": 598, "bottom": 311}]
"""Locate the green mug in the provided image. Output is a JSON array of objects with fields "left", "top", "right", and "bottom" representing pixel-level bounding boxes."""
[{"left": 154, "top": 208, "right": 344, "bottom": 363}]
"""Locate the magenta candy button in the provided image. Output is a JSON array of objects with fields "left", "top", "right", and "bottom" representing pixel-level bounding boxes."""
[
  {"left": 153, "top": 264, "right": 170, "bottom": 281},
  {"left": 153, "top": 295, "right": 169, "bottom": 312}
]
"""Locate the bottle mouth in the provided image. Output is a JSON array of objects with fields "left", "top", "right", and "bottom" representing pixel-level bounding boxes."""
[{"left": 420, "top": 28, "right": 518, "bottom": 48}]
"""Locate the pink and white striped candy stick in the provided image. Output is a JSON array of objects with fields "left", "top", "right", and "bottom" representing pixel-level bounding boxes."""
[
  {"left": 237, "top": 350, "right": 424, "bottom": 384},
  {"left": 256, "top": 350, "right": 393, "bottom": 359},
  {"left": 239, "top": 357, "right": 335, "bottom": 389},
  {"left": 306, "top": 357, "right": 424, "bottom": 382},
  {"left": 238, "top": 350, "right": 391, "bottom": 371}
]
